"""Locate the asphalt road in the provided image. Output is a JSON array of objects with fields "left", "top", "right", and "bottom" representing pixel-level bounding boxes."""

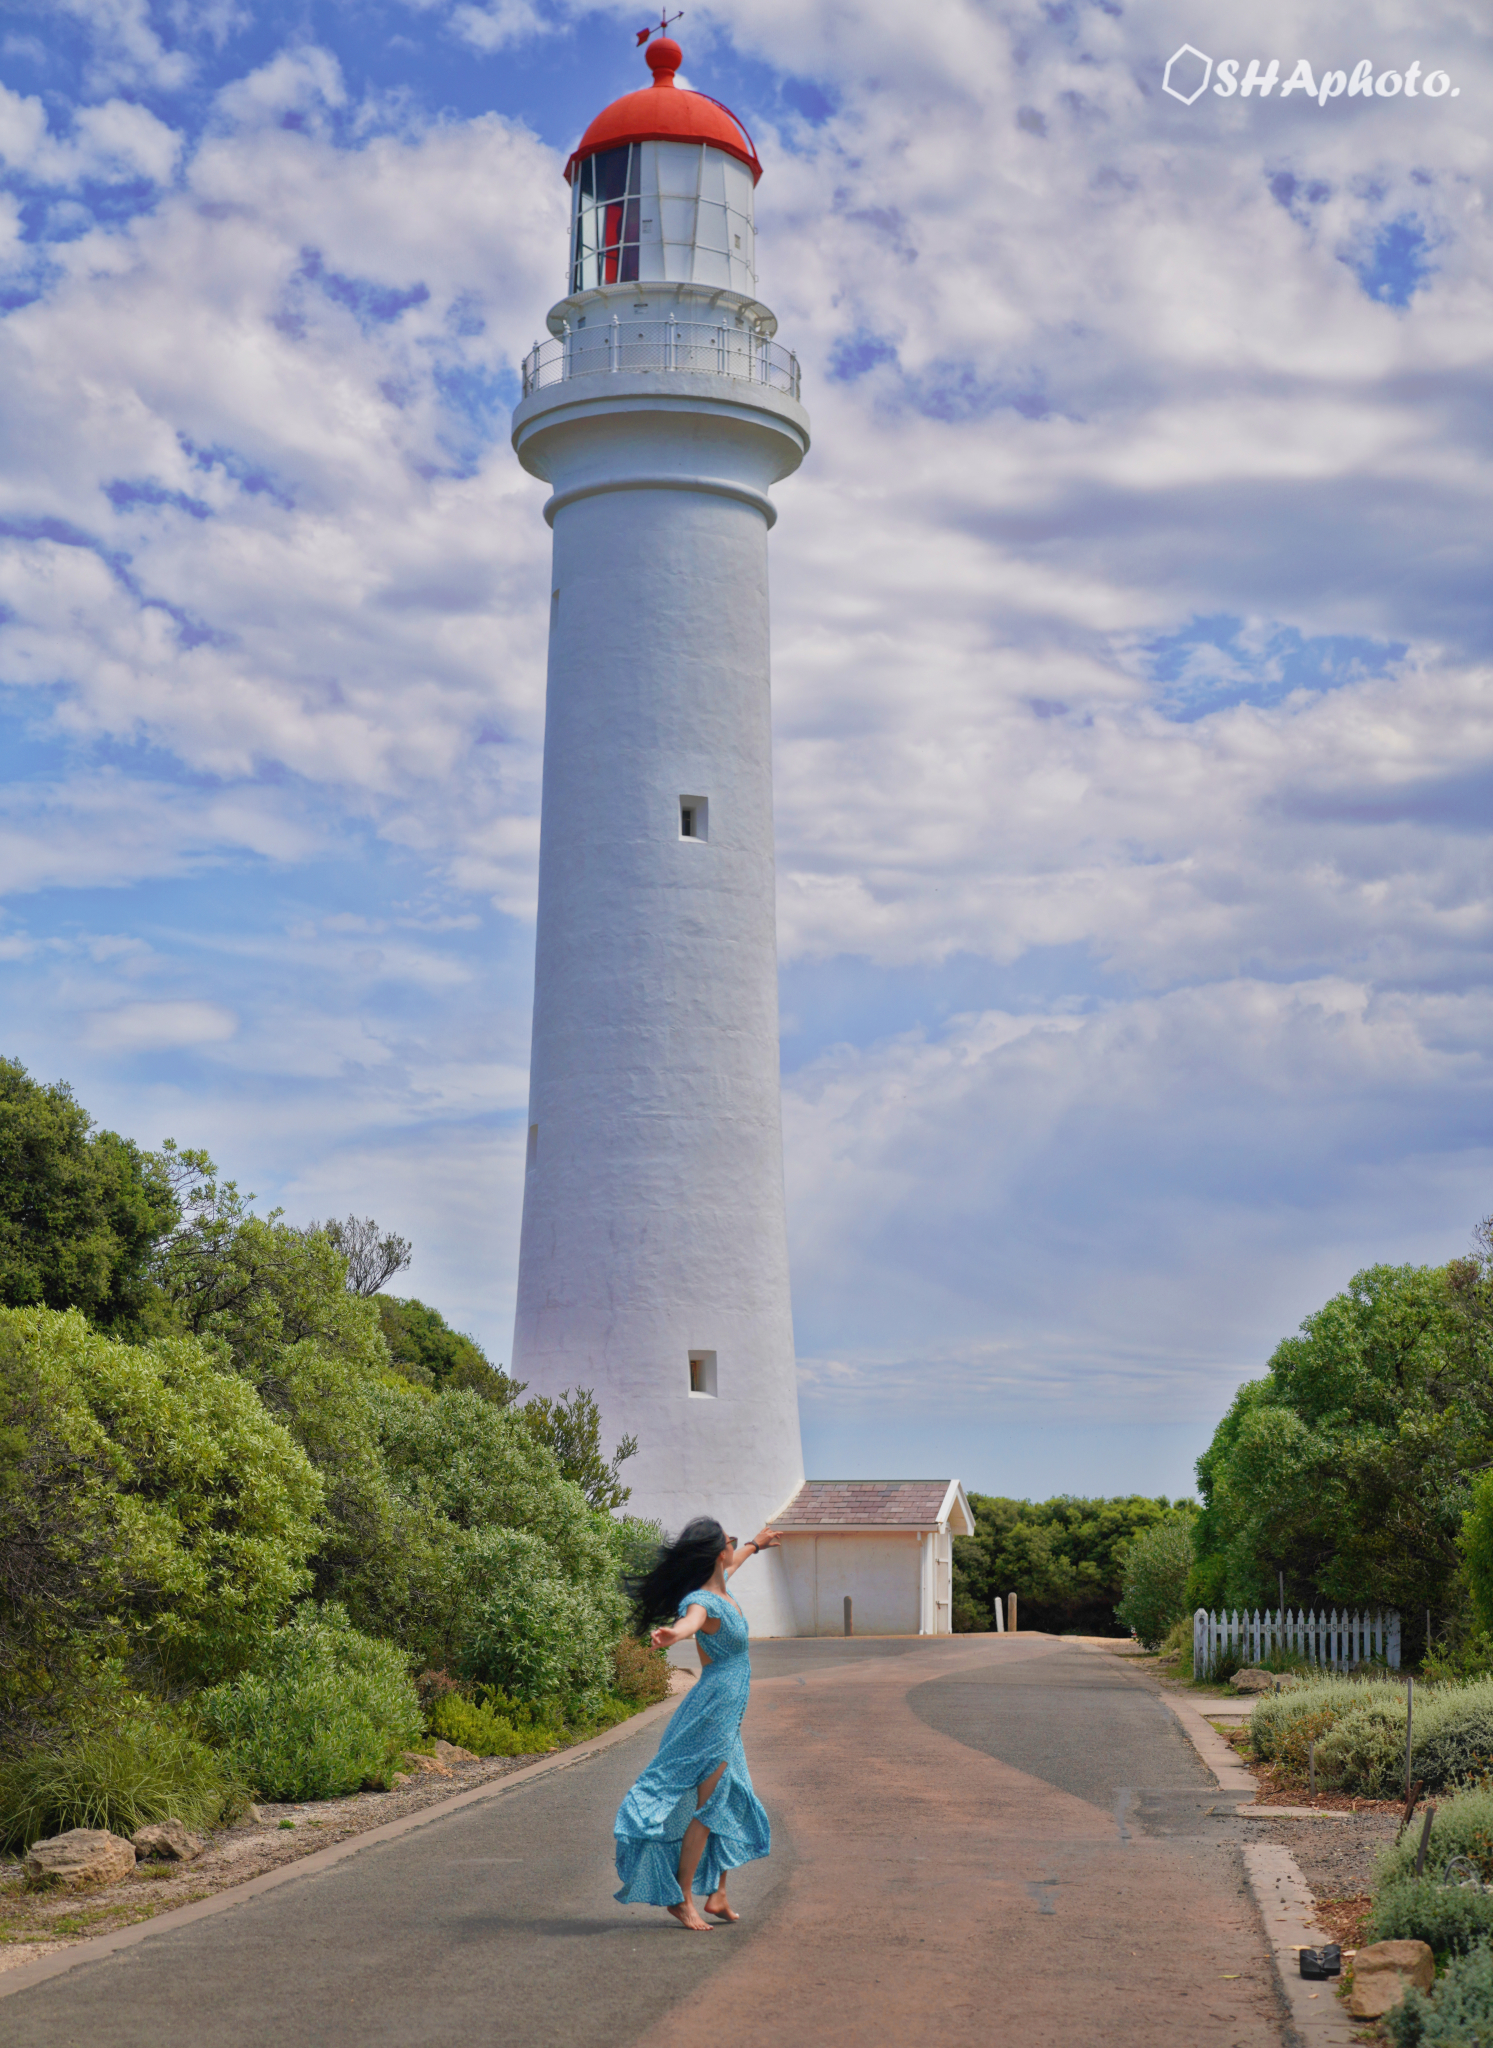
[{"left": 6, "top": 1636, "right": 1284, "bottom": 2048}]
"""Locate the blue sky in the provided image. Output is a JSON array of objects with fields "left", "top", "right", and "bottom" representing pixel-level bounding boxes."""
[{"left": 1, "top": 0, "right": 1490, "bottom": 1501}]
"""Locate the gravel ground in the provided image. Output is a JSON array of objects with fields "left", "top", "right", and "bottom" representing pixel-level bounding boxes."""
[
  {"left": 1131, "top": 1652, "right": 1405, "bottom": 1953},
  {"left": 0, "top": 1748, "right": 545, "bottom": 1974},
  {"left": 1253, "top": 1810, "right": 1401, "bottom": 1949}
]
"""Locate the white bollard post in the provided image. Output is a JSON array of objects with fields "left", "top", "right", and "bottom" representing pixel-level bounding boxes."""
[{"left": 993, "top": 1597, "right": 1005, "bottom": 1633}]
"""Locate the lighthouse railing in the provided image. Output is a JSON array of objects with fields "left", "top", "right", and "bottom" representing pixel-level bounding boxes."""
[{"left": 522, "top": 321, "right": 801, "bottom": 401}]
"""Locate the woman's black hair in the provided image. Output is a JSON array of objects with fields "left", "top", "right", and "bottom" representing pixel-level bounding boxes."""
[{"left": 627, "top": 1517, "right": 729, "bottom": 1634}]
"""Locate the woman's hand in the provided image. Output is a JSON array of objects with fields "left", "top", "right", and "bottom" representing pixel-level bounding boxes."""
[
  {"left": 750, "top": 1528, "right": 781, "bottom": 1553},
  {"left": 650, "top": 1625, "right": 680, "bottom": 1650}
]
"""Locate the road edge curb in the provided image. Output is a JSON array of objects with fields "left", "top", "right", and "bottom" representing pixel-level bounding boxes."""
[
  {"left": 1148, "top": 1673, "right": 1359, "bottom": 2046},
  {"left": 0, "top": 1688, "right": 679, "bottom": 2003}
]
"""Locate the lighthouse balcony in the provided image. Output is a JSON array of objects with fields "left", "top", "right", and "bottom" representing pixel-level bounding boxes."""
[{"left": 521, "top": 316, "right": 801, "bottom": 402}]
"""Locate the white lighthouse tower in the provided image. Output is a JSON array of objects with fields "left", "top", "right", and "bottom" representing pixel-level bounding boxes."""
[{"left": 509, "top": 33, "right": 808, "bottom": 1633}]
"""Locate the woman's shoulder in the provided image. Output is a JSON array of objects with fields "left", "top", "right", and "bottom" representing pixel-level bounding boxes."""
[{"left": 678, "top": 1587, "right": 720, "bottom": 1617}]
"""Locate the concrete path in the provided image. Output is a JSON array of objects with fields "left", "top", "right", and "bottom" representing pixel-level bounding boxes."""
[{"left": 4, "top": 1636, "right": 1285, "bottom": 2047}]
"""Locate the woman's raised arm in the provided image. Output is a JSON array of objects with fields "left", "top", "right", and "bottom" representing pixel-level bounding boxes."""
[
  {"left": 725, "top": 1529, "right": 782, "bottom": 1579},
  {"left": 650, "top": 1603, "right": 709, "bottom": 1651}
]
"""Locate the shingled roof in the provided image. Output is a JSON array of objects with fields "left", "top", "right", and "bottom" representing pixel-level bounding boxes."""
[{"left": 770, "top": 1481, "right": 964, "bottom": 1530}]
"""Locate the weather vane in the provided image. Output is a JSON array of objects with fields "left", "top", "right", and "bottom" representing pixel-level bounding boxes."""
[{"left": 635, "top": 10, "right": 682, "bottom": 45}]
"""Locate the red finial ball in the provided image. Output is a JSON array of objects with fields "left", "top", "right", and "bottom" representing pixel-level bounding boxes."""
[{"left": 646, "top": 37, "right": 681, "bottom": 82}]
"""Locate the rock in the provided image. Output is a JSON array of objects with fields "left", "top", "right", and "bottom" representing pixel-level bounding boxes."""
[
  {"left": 243, "top": 1804, "right": 262, "bottom": 1825},
  {"left": 1229, "top": 1668, "right": 1297, "bottom": 1694},
  {"left": 433, "top": 1739, "right": 478, "bottom": 1765},
  {"left": 132, "top": 1820, "right": 206, "bottom": 1863},
  {"left": 24, "top": 1829, "right": 136, "bottom": 1889},
  {"left": 398, "top": 1750, "right": 454, "bottom": 1779},
  {"left": 1345, "top": 1940, "right": 1436, "bottom": 2019},
  {"left": 388, "top": 1772, "right": 412, "bottom": 1787}
]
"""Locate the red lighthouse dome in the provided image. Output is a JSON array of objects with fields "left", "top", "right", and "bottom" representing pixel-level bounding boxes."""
[{"left": 563, "top": 38, "right": 762, "bottom": 186}]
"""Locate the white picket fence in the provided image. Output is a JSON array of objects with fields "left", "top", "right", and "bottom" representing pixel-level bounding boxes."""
[{"left": 1193, "top": 1606, "right": 1400, "bottom": 1678}]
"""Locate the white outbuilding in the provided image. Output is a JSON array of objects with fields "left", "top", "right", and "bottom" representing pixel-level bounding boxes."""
[{"left": 769, "top": 1481, "right": 976, "bottom": 1636}]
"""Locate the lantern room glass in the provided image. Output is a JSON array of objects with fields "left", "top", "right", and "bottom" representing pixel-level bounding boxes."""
[{"left": 571, "top": 145, "right": 641, "bottom": 290}]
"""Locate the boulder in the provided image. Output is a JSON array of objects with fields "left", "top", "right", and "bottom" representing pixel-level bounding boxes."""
[
  {"left": 24, "top": 1829, "right": 136, "bottom": 1889},
  {"left": 1344, "top": 1940, "right": 1436, "bottom": 2019},
  {"left": 433, "top": 1740, "right": 478, "bottom": 1765},
  {"left": 132, "top": 1820, "right": 206, "bottom": 1863},
  {"left": 398, "top": 1750, "right": 454, "bottom": 1779},
  {"left": 1229, "top": 1668, "right": 1297, "bottom": 1695}
]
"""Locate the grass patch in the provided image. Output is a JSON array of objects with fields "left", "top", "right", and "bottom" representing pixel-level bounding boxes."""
[{"left": 0, "top": 1714, "right": 241, "bottom": 1852}]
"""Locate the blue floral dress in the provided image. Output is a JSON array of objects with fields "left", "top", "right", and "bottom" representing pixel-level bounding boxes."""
[{"left": 613, "top": 1587, "right": 771, "bottom": 1905}]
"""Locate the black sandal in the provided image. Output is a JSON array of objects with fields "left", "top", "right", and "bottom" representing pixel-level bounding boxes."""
[{"left": 1299, "top": 1945, "right": 1341, "bottom": 1979}]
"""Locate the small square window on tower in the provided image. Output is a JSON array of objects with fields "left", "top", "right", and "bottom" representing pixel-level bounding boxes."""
[
  {"left": 688, "top": 1350, "right": 717, "bottom": 1398},
  {"left": 679, "top": 795, "right": 708, "bottom": 841}
]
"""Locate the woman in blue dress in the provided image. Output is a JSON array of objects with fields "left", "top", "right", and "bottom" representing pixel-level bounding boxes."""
[{"left": 614, "top": 1518, "right": 780, "bottom": 1931}]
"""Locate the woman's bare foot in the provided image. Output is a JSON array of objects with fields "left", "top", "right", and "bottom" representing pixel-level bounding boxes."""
[
  {"left": 667, "top": 1902, "right": 712, "bottom": 1932},
  {"left": 704, "top": 1890, "right": 739, "bottom": 1922}
]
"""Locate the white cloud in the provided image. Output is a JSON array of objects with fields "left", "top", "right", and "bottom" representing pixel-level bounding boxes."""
[
  {"left": 0, "top": 769, "right": 324, "bottom": 893},
  {"left": 85, "top": 998, "right": 238, "bottom": 1048},
  {"left": 446, "top": 0, "right": 551, "bottom": 55},
  {"left": 1, "top": 0, "right": 1490, "bottom": 1478},
  {"left": 211, "top": 45, "right": 347, "bottom": 129},
  {"left": 783, "top": 972, "right": 1493, "bottom": 1425},
  {"left": 54, "top": 0, "right": 195, "bottom": 94},
  {"left": 0, "top": 82, "right": 182, "bottom": 186}
]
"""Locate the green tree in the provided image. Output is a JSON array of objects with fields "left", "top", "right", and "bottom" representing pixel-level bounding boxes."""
[
  {"left": 143, "top": 1149, "right": 446, "bottom": 1627},
  {"left": 0, "top": 1305, "right": 324, "bottom": 1718},
  {"left": 0, "top": 1059, "right": 177, "bottom": 1333},
  {"left": 953, "top": 1494, "right": 1191, "bottom": 1634},
  {"left": 1192, "top": 1260, "right": 1491, "bottom": 1645},
  {"left": 365, "top": 1380, "right": 629, "bottom": 1691},
  {"left": 1461, "top": 1472, "right": 1493, "bottom": 1639},
  {"left": 316, "top": 1215, "right": 412, "bottom": 1296},
  {"left": 377, "top": 1295, "right": 519, "bottom": 1404},
  {"left": 1115, "top": 1515, "right": 1196, "bottom": 1647},
  {"left": 521, "top": 1387, "right": 637, "bottom": 1513}
]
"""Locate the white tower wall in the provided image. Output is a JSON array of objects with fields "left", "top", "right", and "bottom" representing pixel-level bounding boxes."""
[{"left": 511, "top": 363, "right": 809, "bottom": 1636}]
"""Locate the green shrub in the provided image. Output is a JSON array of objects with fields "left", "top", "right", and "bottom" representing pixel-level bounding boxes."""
[
  {"left": 1318, "top": 1704, "right": 1411, "bottom": 1797},
  {"left": 1254, "top": 1679, "right": 1493, "bottom": 1797},
  {"left": 1368, "top": 1876, "right": 1493, "bottom": 1954},
  {"left": 0, "top": 1710, "right": 240, "bottom": 1851},
  {"left": 1274, "top": 1706, "right": 1339, "bottom": 1780},
  {"left": 1387, "top": 1938, "right": 1493, "bottom": 2044},
  {"left": 457, "top": 1528, "right": 620, "bottom": 1705},
  {"left": 362, "top": 1385, "right": 629, "bottom": 1686},
  {"left": 1163, "top": 1626, "right": 1194, "bottom": 1680},
  {"left": 1114, "top": 1518, "right": 1195, "bottom": 1650},
  {"left": 1415, "top": 1705, "right": 1493, "bottom": 1794},
  {"left": 426, "top": 1689, "right": 560, "bottom": 1758},
  {"left": 613, "top": 1635, "right": 670, "bottom": 1706},
  {"left": 1423, "top": 1629, "right": 1493, "bottom": 1686},
  {"left": 1375, "top": 1788, "right": 1493, "bottom": 1892},
  {"left": 197, "top": 1605, "right": 421, "bottom": 1801},
  {"left": 0, "top": 1305, "right": 323, "bottom": 1703},
  {"left": 1250, "top": 1676, "right": 1407, "bottom": 1762}
]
